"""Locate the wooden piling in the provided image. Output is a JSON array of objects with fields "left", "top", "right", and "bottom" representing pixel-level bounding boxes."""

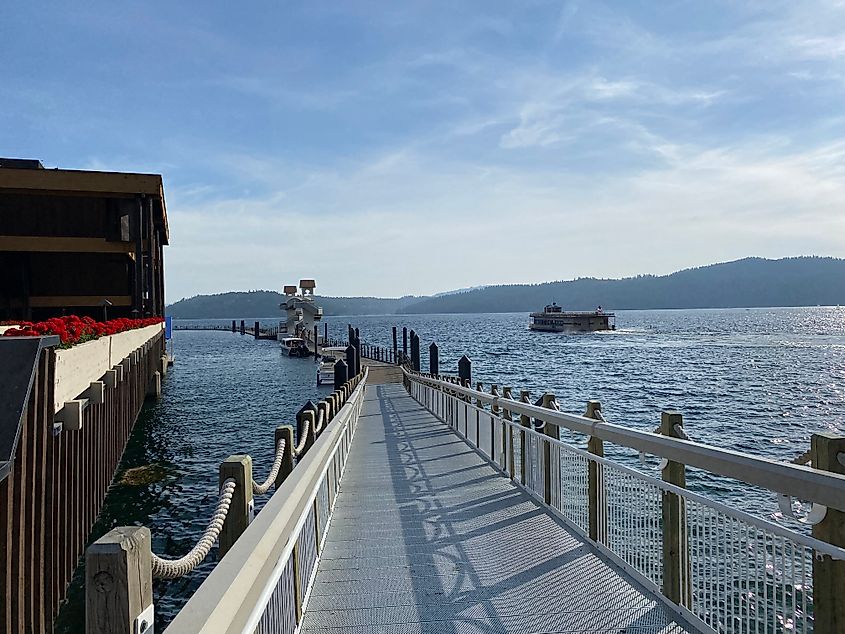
[
  {"left": 85, "top": 526, "right": 152, "bottom": 634},
  {"left": 660, "top": 411, "right": 689, "bottom": 606},
  {"left": 254, "top": 321, "right": 259, "bottom": 339},
  {"left": 392, "top": 327, "right": 398, "bottom": 365},
  {"left": 811, "top": 433, "right": 845, "bottom": 632},
  {"left": 219, "top": 455, "right": 253, "bottom": 559},
  {"left": 334, "top": 359, "right": 348, "bottom": 390},
  {"left": 147, "top": 371, "right": 161, "bottom": 399},
  {"left": 429, "top": 342, "right": 439, "bottom": 375}
]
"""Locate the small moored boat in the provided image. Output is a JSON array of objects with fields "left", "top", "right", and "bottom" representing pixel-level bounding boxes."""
[
  {"left": 317, "top": 346, "right": 347, "bottom": 386},
  {"left": 280, "top": 337, "right": 310, "bottom": 357},
  {"left": 529, "top": 303, "right": 615, "bottom": 332}
]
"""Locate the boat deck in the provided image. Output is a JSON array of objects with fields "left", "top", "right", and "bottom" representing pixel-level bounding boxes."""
[{"left": 299, "top": 384, "right": 696, "bottom": 633}]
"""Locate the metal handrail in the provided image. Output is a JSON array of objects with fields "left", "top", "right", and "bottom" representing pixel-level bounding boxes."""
[
  {"left": 166, "top": 368, "right": 368, "bottom": 633},
  {"left": 405, "top": 370, "right": 845, "bottom": 512}
]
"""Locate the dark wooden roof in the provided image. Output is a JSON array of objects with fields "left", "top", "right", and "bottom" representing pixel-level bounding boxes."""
[{"left": 0, "top": 165, "right": 169, "bottom": 244}]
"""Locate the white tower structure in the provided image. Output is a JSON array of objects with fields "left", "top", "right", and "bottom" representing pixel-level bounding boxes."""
[{"left": 280, "top": 279, "right": 323, "bottom": 338}]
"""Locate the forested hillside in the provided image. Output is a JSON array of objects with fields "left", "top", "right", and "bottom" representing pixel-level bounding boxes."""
[
  {"left": 397, "top": 257, "right": 845, "bottom": 313},
  {"left": 166, "top": 257, "right": 845, "bottom": 317}
]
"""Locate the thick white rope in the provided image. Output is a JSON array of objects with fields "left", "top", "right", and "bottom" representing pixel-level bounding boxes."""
[
  {"left": 293, "top": 418, "right": 311, "bottom": 456},
  {"left": 252, "top": 437, "right": 286, "bottom": 495},
  {"left": 151, "top": 479, "right": 237, "bottom": 579}
]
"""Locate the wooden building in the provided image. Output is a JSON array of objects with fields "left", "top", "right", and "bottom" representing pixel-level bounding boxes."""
[{"left": 0, "top": 159, "right": 168, "bottom": 321}]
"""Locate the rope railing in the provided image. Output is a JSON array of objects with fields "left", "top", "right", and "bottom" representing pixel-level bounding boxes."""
[
  {"left": 293, "top": 417, "right": 311, "bottom": 456},
  {"left": 151, "top": 478, "right": 237, "bottom": 579},
  {"left": 252, "top": 437, "right": 286, "bottom": 495}
]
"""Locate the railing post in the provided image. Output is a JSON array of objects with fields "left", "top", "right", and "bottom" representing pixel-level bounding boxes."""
[
  {"left": 429, "top": 342, "right": 439, "bottom": 375},
  {"left": 275, "top": 426, "right": 295, "bottom": 488},
  {"left": 541, "top": 393, "right": 558, "bottom": 506},
  {"left": 585, "top": 400, "right": 605, "bottom": 543},
  {"left": 660, "top": 411, "right": 689, "bottom": 606},
  {"left": 503, "top": 387, "right": 514, "bottom": 477},
  {"left": 85, "top": 526, "right": 153, "bottom": 634},
  {"left": 490, "top": 385, "right": 500, "bottom": 466},
  {"left": 519, "top": 390, "right": 530, "bottom": 484},
  {"left": 219, "top": 455, "right": 253, "bottom": 558},
  {"left": 812, "top": 432, "right": 845, "bottom": 631}
]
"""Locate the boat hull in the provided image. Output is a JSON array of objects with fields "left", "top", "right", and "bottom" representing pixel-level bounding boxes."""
[{"left": 528, "top": 313, "right": 614, "bottom": 332}]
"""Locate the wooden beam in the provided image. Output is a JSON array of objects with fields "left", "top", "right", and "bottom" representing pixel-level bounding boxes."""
[
  {"left": 0, "top": 236, "right": 133, "bottom": 254},
  {"left": 28, "top": 296, "right": 132, "bottom": 308},
  {"left": 0, "top": 168, "right": 162, "bottom": 197}
]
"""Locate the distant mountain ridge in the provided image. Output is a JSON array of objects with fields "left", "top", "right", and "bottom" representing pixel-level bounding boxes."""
[
  {"left": 165, "top": 257, "right": 845, "bottom": 318},
  {"left": 397, "top": 256, "right": 845, "bottom": 314}
]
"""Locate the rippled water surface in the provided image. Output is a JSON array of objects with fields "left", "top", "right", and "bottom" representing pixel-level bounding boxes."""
[{"left": 57, "top": 307, "right": 845, "bottom": 630}]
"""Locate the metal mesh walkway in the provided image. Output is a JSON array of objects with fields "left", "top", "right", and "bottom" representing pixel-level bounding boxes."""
[{"left": 300, "top": 384, "right": 697, "bottom": 634}]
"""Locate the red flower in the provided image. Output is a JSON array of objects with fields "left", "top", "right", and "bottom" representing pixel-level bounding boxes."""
[{"left": 2, "top": 315, "right": 163, "bottom": 348}]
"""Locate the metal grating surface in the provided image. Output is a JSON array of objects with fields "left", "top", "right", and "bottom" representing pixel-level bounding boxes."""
[{"left": 300, "top": 384, "right": 698, "bottom": 634}]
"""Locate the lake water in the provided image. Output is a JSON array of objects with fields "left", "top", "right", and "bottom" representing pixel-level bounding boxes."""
[{"left": 55, "top": 307, "right": 845, "bottom": 631}]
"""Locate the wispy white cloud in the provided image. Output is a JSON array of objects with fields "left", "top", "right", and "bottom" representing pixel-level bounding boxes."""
[{"left": 4, "top": 0, "right": 845, "bottom": 299}]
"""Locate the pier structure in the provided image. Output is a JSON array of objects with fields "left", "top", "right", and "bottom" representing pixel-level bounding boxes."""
[
  {"left": 0, "top": 161, "right": 171, "bottom": 633},
  {"left": 86, "top": 327, "right": 845, "bottom": 634},
  {"left": 1, "top": 323, "right": 166, "bottom": 633}
]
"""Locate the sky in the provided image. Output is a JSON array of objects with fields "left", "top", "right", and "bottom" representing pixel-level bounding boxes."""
[{"left": 3, "top": 1, "right": 845, "bottom": 301}]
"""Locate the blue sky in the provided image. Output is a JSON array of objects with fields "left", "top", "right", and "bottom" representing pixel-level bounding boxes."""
[{"left": 3, "top": 1, "right": 845, "bottom": 300}]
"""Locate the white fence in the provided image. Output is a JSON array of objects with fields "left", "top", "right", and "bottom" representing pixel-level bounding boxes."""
[
  {"left": 164, "top": 368, "right": 368, "bottom": 633},
  {"left": 407, "top": 371, "right": 845, "bottom": 634}
]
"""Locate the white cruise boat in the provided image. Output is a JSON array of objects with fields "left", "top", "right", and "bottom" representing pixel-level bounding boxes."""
[
  {"left": 529, "top": 303, "right": 616, "bottom": 332},
  {"left": 317, "top": 346, "right": 347, "bottom": 386}
]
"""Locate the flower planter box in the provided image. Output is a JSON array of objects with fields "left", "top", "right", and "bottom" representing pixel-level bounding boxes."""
[{"left": 53, "top": 323, "right": 164, "bottom": 413}]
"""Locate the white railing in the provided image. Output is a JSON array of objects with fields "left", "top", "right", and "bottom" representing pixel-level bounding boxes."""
[
  {"left": 406, "top": 371, "right": 845, "bottom": 634},
  {"left": 165, "top": 368, "right": 368, "bottom": 633}
]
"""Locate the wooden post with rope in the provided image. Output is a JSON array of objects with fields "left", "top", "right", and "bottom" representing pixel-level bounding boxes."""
[{"left": 219, "top": 455, "right": 253, "bottom": 559}]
